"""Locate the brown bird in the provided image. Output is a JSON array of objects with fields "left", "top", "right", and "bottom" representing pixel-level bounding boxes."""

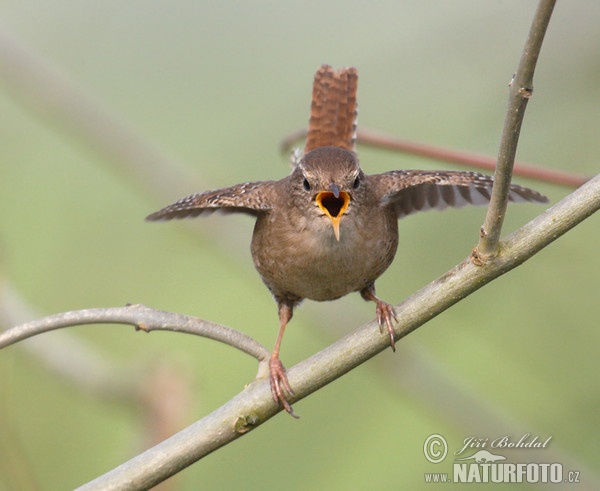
[{"left": 147, "top": 65, "right": 548, "bottom": 416}]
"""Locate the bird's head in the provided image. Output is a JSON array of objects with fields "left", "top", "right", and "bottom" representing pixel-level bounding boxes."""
[{"left": 292, "top": 146, "right": 365, "bottom": 241}]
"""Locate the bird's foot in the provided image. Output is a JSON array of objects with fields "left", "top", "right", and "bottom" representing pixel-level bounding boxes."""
[
  {"left": 360, "top": 285, "right": 399, "bottom": 351},
  {"left": 374, "top": 300, "right": 398, "bottom": 351},
  {"left": 269, "top": 356, "right": 298, "bottom": 418}
]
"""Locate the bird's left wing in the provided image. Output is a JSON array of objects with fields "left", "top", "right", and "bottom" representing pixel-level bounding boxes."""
[
  {"left": 370, "top": 170, "right": 548, "bottom": 218},
  {"left": 146, "top": 180, "right": 277, "bottom": 221}
]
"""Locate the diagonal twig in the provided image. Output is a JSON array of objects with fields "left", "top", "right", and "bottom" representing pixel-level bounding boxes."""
[
  {"left": 280, "top": 126, "right": 587, "bottom": 188},
  {"left": 356, "top": 127, "right": 586, "bottom": 188},
  {"left": 478, "top": 0, "right": 557, "bottom": 256}
]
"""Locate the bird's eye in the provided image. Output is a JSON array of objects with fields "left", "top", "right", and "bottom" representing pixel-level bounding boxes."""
[
  {"left": 303, "top": 178, "right": 311, "bottom": 191},
  {"left": 353, "top": 176, "right": 360, "bottom": 189}
]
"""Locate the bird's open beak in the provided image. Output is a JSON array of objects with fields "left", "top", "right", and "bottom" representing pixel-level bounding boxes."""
[{"left": 315, "top": 185, "right": 351, "bottom": 241}]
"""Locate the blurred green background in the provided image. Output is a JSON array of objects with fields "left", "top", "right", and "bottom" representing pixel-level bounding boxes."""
[{"left": 1, "top": 1, "right": 598, "bottom": 489}]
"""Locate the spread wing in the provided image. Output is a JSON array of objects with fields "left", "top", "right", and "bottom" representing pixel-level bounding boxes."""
[
  {"left": 146, "top": 181, "right": 276, "bottom": 221},
  {"left": 371, "top": 170, "right": 548, "bottom": 218}
]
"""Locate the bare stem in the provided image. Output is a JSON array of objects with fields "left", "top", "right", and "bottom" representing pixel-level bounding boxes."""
[
  {"left": 478, "top": 0, "right": 557, "bottom": 256},
  {"left": 0, "top": 305, "right": 271, "bottom": 377},
  {"left": 357, "top": 128, "right": 586, "bottom": 188},
  {"left": 76, "top": 173, "right": 600, "bottom": 491},
  {"left": 280, "top": 126, "right": 586, "bottom": 188}
]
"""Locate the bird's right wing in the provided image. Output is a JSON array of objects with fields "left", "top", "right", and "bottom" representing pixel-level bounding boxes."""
[{"left": 146, "top": 181, "right": 277, "bottom": 221}]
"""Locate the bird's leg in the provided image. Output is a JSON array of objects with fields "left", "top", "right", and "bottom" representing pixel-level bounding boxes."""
[
  {"left": 269, "top": 300, "right": 298, "bottom": 417},
  {"left": 360, "top": 284, "right": 398, "bottom": 351}
]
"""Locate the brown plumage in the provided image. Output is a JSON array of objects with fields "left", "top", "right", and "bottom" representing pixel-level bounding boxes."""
[
  {"left": 304, "top": 65, "right": 358, "bottom": 153},
  {"left": 147, "top": 65, "right": 548, "bottom": 416}
]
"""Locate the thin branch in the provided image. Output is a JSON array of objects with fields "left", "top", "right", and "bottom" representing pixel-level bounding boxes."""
[
  {"left": 280, "top": 126, "right": 586, "bottom": 189},
  {"left": 0, "top": 305, "right": 271, "bottom": 378},
  {"left": 357, "top": 128, "right": 586, "bottom": 188},
  {"left": 478, "top": 0, "right": 557, "bottom": 256},
  {"left": 0, "top": 283, "right": 138, "bottom": 400},
  {"left": 76, "top": 173, "right": 599, "bottom": 490}
]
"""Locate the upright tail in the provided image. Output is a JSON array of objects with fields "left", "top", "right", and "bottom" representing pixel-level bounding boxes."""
[{"left": 304, "top": 65, "right": 358, "bottom": 153}]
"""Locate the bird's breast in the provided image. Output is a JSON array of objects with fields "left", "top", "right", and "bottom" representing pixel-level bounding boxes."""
[{"left": 251, "top": 208, "right": 398, "bottom": 302}]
